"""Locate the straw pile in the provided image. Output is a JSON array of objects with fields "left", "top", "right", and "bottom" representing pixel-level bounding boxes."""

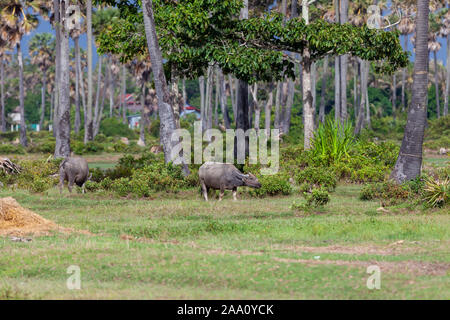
[{"left": 0, "top": 197, "right": 64, "bottom": 236}]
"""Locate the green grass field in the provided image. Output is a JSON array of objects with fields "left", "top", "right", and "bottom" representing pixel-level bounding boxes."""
[{"left": 0, "top": 179, "right": 448, "bottom": 299}]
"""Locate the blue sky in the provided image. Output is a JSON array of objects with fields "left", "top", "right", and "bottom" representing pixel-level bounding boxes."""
[{"left": 20, "top": 5, "right": 448, "bottom": 68}]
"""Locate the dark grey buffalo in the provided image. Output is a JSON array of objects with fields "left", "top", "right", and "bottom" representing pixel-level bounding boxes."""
[
  {"left": 58, "top": 157, "right": 90, "bottom": 194},
  {"left": 198, "top": 162, "right": 261, "bottom": 201}
]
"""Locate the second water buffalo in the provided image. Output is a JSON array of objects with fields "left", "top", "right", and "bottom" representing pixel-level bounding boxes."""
[
  {"left": 59, "top": 156, "right": 90, "bottom": 194},
  {"left": 199, "top": 162, "right": 261, "bottom": 201}
]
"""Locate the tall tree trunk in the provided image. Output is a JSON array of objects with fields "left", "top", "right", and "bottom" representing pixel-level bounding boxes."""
[
  {"left": 392, "top": 72, "right": 397, "bottom": 122},
  {"left": 53, "top": 0, "right": 61, "bottom": 138},
  {"left": 199, "top": 75, "right": 205, "bottom": 130},
  {"left": 390, "top": 0, "right": 429, "bottom": 183},
  {"left": 401, "top": 35, "right": 408, "bottom": 112},
  {"left": 206, "top": 65, "right": 213, "bottom": 131},
  {"left": 1, "top": 59, "right": 6, "bottom": 132},
  {"left": 319, "top": 56, "right": 328, "bottom": 124},
  {"left": 283, "top": 79, "right": 295, "bottom": 134},
  {"left": 141, "top": 0, "right": 189, "bottom": 174},
  {"left": 74, "top": 37, "right": 81, "bottom": 134},
  {"left": 55, "top": 0, "right": 71, "bottom": 158},
  {"left": 121, "top": 64, "right": 127, "bottom": 123},
  {"left": 354, "top": 58, "right": 367, "bottom": 135},
  {"left": 40, "top": 71, "right": 47, "bottom": 130},
  {"left": 93, "top": 55, "right": 103, "bottom": 131},
  {"left": 85, "top": 0, "right": 94, "bottom": 143},
  {"left": 445, "top": 31, "right": 449, "bottom": 116},
  {"left": 274, "top": 81, "right": 281, "bottom": 128},
  {"left": 265, "top": 83, "right": 274, "bottom": 136},
  {"left": 139, "top": 85, "right": 146, "bottom": 146},
  {"left": 218, "top": 69, "right": 231, "bottom": 129},
  {"left": 17, "top": 43, "right": 27, "bottom": 147},
  {"left": 75, "top": 36, "right": 87, "bottom": 129},
  {"left": 228, "top": 75, "right": 237, "bottom": 118},
  {"left": 365, "top": 61, "right": 371, "bottom": 128},
  {"left": 302, "top": 0, "right": 314, "bottom": 149},
  {"left": 235, "top": 0, "right": 250, "bottom": 156},
  {"left": 339, "top": 0, "right": 349, "bottom": 122},
  {"left": 433, "top": 50, "right": 440, "bottom": 119},
  {"left": 109, "top": 56, "right": 114, "bottom": 118}
]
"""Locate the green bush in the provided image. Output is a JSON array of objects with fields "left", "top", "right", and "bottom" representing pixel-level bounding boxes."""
[
  {"left": 294, "top": 167, "right": 337, "bottom": 191},
  {"left": 291, "top": 187, "right": 330, "bottom": 211},
  {"left": 84, "top": 180, "right": 100, "bottom": 192},
  {"left": 73, "top": 141, "right": 104, "bottom": 155},
  {"left": 111, "top": 177, "right": 132, "bottom": 196},
  {"left": 249, "top": 173, "right": 292, "bottom": 197},
  {"left": 0, "top": 144, "right": 25, "bottom": 154},
  {"left": 359, "top": 181, "right": 410, "bottom": 205}
]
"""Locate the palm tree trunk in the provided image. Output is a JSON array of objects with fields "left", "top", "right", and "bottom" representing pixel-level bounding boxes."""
[
  {"left": 55, "top": 0, "right": 71, "bottom": 157},
  {"left": 109, "top": 57, "right": 114, "bottom": 118},
  {"left": 274, "top": 81, "right": 281, "bottom": 128},
  {"left": 121, "top": 64, "right": 126, "bottom": 123},
  {"left": 391, "top": 0, "right": 429, "bottom": 183},
  {"left": 218, "top": 69, "right": 231, "bottom": 129},
  {"left": 1, "top": 59, "right": 5, "bottom": 132},
  {"left": 141, "top": 0, "right": 189, "bottom": 174},
  {"left": 354, "top": 58, "right": 366, "bottom": 135},
  {"left": 339, "top": 0, "right": 349, "bottom": 122},
  {"left": 53, "top": 0, "right": 60, "bottom": 138},
  {"left": 392, "top": 72, "right": 397, "bottom": 122},
  {"left": 214, "top": 68, "right": 219, "bottom": 127},
  {"left": 283, "top": 79, "right": 295, "bottom": 134},
  {"left": 139, "top": 85, "right": 146, "bottom": 146},
  {"left": 74, "top": 38, "right": 81, "bottom": 134},
  {"left": 401, "top": 35, "right": 408, "bottom": 112},
  {"left": 445, "top": 31, "right": 449, "bottom": 116},
  {"left": 85, "top": 0, "right": 94, "bottom": 143},
  {"left": 40, "top": 71, "right": 47, "bottom": 130},
  {"left": 319, "top": 56, "right": 328, "bottom": 124},
  {"left": 228, "top": 75, "right": 237, "bottom": 118},
  {"left": 433, "top": 50, "right": 440, "bottom": 119},
  {"left": 75, "top": 37, "right": 87, "bottom": 128},
  {"left": 93, "top": 55, "right": 103, "bottom": 130},
  {"left": 17, "top": 42, "right": 27, "bottom": 147},
  {"left": 265, "top": 83, "right": 274, "bottom": 136}
]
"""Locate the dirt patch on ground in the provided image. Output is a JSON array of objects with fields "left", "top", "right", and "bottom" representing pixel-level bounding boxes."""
[
  {"left": 271, "top": 242, "right": 429, "bottom": 256},
  {"left": 272, "top": 257, "right": 450, "bottom": 276},
  {"left": 0, "top": 197, "right": 89, "bottom": 237}
]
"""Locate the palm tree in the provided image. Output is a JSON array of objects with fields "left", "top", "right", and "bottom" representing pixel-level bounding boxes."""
[
  {"left": 391, "top": 0, "right": 430, "bottom": 183},
  {"left": 0, "top": 49, "right": 12, "bottom": 132},
  {"left": 141, "top": 0, "right": 189, "bottom": 175},
  {"left": 441, "top": 2, "right": 449, "bottom": 116},
  {"left": 54, "top": 0, "right": 71, "bottom": 158},
  {"left": 396, "top": 1, "right": 415, "bottom": 112},
  {"left": 85, "top": 0, "right": 94, "bottom": 143},
  {"left": 29, "top": 33, "right": 55, "bottom": 130},
  {"left": 0, "top": 0, "right": 40, "bottom": 147}
]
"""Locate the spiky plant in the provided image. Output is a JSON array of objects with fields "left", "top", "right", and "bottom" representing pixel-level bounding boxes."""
[
  {"left": 311, "top": 117, "right": 355, "bottom": 164},
  {"left": 423, "top": 176, "right": 449, "bottom": 208}
]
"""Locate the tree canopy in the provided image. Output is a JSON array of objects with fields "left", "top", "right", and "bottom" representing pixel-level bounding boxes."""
[{"left": 98, "top": 0, "right": 408, "bottom": 84}]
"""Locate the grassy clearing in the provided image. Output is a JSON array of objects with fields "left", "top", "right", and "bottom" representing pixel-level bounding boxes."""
[{"left": 0, "top": 182, "right": 448, "bottom": 300}]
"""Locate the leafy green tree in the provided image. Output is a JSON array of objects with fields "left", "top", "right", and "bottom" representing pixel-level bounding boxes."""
[{"left": 98, "top": 0, "right": 407, "bottom": 150}]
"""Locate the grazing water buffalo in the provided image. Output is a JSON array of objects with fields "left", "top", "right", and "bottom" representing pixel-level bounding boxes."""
[
  {"left": 59, "top": 157, "right": 90, "bottom": 194},
  {"left": 199, "top": 162, "right": 261, "bottom": 201}
]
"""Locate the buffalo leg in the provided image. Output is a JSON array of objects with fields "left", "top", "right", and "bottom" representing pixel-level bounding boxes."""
[
  {"left": 201, "top": 180, "right": 208, "bottom": 201},
  {"left": 219, "top": 187, "right": 225, "bottom": 201},
  {"left": 232, "top": 187, "right": 237, "bottom": 201},
  {"left": 58, "top": 172, "right": 65, "bottom": 195},
  {"left": 67, "top": 174, "right": 75, "bottom": 193}
]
